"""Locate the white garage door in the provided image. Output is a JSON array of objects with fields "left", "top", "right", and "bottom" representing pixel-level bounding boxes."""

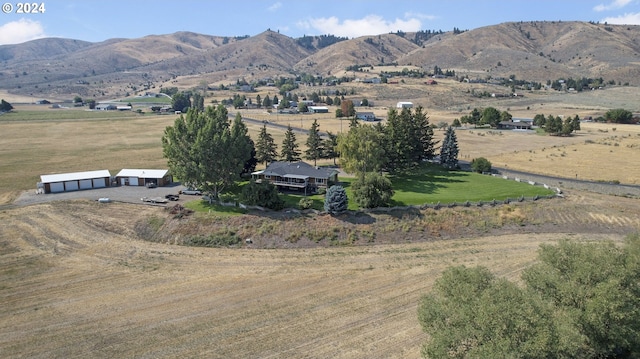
[
  {"left": 79, "top": 179, "right": 93, "bottom": 190},
  {"left": 50, "top": 182, "right": 64, "bottom": 193},
  {"left": 64, "top": 181, "right": 79, "bottom": 191},
  {"left": 129, "top": 177, "right": 139, "bottom": 186},
  {"left": 93, "top": 178, "right": 106, "bottom": 188}
]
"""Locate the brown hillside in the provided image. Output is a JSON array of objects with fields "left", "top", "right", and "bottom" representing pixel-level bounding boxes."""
[
  {"left": 399, "top": 21, "right": 640, "bottom": 83},
  {"left": 1, "top": 21, "right": 640, "bottom": 100},
  {"left": 294, "top": 33, "right": 419, "bottom": 76}
]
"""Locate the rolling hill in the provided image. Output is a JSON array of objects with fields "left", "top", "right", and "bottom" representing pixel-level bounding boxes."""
[{"left": 1, "top": 21, "right": 639, "bottom": 101}]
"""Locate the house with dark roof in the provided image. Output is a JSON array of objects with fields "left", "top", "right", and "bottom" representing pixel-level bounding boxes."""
[
  {"left": 251, "top": 161, "right": 339, "bottom": 193},
  {"left": 497, "top": 121, "right": 533, "bottom": 130}
]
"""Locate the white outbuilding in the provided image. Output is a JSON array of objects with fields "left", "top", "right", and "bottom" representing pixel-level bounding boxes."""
[
  {"left": 39, "top": 170, "right": 111, "bottom": 194},
  {"left": 115, "top": 169, "right": 172, "bottom": 187},
  {"left": 396, "top": 101, "right": 414, "bottom": 109}
]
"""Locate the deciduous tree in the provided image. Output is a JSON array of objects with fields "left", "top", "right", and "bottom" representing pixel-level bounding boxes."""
[{"left": 162, "top": 105, "right": 250, "bottom": 200}]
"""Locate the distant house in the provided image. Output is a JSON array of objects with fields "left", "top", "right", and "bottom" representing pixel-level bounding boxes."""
[
  {"left": 497, "top": 121, "right": 533, "bottom": 130},
  {"left": 35, "top": 99, "right": 50, "bottom": 105},
  {"left": 115, "top": 169, "right": 172, "bottom": 187},
  {"left": 251, "top": 161, "right": 339, "bottom": 194},
  {"left": 397, "top": 101, "right": 413, "bottom": 109},
  {"left": 96, "top": 104, "right": 117, "bottom": 111},
  {"left": 356, "top": 112, "right": 376, "bottom": 121},
  {"left": 116, "top": 105, "right": 132, "bottom": 111}
]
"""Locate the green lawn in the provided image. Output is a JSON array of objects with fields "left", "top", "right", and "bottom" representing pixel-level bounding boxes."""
[
  {"left": 0, "top": 109, "right": 144, "bottom": 121},
  {"left": 387, "top": 165, "right": 555, "bottom": 205}
]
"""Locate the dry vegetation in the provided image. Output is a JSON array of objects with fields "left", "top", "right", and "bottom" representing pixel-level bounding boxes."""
[{"left": 1, "top": 196, "right": 637, "bottom": 358}]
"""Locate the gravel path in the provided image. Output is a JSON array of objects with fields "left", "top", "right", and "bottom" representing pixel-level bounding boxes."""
[
  {"left": 11, "top": 183, "right": 194, "bottom": 207},
  {"left": 492, "top": 167, "right": 640, "bottom": 198}
]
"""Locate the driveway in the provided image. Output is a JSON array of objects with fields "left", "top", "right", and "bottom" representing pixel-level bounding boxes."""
[{"left": 12, "top": 183, "right": 200, "bottom": 207}]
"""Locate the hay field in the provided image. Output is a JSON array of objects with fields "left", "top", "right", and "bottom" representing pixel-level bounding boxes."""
[{"left": 0, "top": 199, "right": 627, "bottom": 359}]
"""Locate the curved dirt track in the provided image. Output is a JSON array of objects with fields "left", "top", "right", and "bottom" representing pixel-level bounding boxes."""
[{"left": 0, "top": 190, "right": 638, "bottom": 358}]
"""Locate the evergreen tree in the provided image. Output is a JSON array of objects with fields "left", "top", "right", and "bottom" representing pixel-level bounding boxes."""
[
  {"left": 281, "top": 125, "right": 301, "bottom": 162},
  {"left": 324, "top": 185, "right": 348, "bottom": 214},
  {"left": 262, "top": 95, "right": 272, "bottom": 108},
  {"left": 304, "top": 119, "right": 324, "bottom": 166},
  {"left": 230, "top": 113, "right": 256, "bottom": 176},
  {"left": 439, "top": 126, "right": 459, "bottom": 170},
  {"left": 0, "top": 99, "right": 14, "bottom": 112},
  {"left": 255, "top": 125, "right": 278, "bottom": 166},
  {"left": 321, "top": 131, "right": 339, "bottom": 165}
]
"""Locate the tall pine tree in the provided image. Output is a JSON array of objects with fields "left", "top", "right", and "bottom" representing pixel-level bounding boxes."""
[
  {"left": 281, "top": 125, "right": 301, "bottom": 162},
  {"left": 440, "top": 126, "right": 459, "bottom": 170},
  {"left": 305, "top": 119, "right": 324, "bottom": 166},
  {"left": 255, "top": 125, "right": 278, "bottom": 166}
]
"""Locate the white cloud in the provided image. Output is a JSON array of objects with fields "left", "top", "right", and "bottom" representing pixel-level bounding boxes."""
[
  {"left": 268, "top": 2, "right": 282, "bottom": 12},
  {"left": 297, "top": 14, "right": 422, "bottom": 38},
  {"left": 0, "top": 18, "right": 46, "bottom": 45},
  {"left": 601, "top": 12, "right": 640, "bottom": 24},
  {"left": 593, "top": 0, "right": 632, "bottom": 12},
  {"left": 404, "top": 11, "right": 437, "bottom": 21}
]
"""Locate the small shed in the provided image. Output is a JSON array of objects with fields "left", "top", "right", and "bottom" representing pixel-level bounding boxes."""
[
  {"left": 397, "top": 101, "right": 413, "bottom": 109},
  {"left": 40, "top": 169, "right": 111, "bottom": 193},
  {"left": 115, "top": 169, "right": 172, "bottom": 187}
]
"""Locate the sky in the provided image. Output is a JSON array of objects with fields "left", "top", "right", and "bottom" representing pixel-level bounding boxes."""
[{"left": 1, "top": 0, "right": 640, "bottom": 45}]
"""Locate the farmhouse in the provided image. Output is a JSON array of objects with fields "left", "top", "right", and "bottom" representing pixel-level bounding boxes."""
[
  {"left": 39, "top": 169, "right": 111, "bottom": 194},
  {"left": 251, "top": 161, "right": 338, "bottom": 193},
  {"left": 96, "top": 104, "right": 117, "bottom": 111},
  {"left": 115, "top": 169, "right": 172, "bottom": 187},
  {"left": 397, "top": 101, "right": 413, "bottom": 109},
  {"left": 497, "top": 121, "right": 533, "bottom": 130},
  {"left": 356, "top": 111, "right": 376, "bottom": 121}
]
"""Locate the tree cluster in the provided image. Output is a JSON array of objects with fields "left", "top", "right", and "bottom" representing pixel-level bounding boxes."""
[
  {"left": 337, "top": 106, "right": 437, "bottom": 207},
  {"left": 534, "top": 113, "right": 581, "bottom": 136},
  {"left": 419, "top": 235, "right": 640, "bottom": 358}
]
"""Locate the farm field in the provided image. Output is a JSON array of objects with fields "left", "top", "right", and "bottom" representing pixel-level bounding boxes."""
[{"left": 1, "top": 195, "right": 638, "bottom": 358}]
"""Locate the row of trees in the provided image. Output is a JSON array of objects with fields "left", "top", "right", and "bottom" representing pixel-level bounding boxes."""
[
  {"left": 254, "top": 121, "right": 339, "bottom": 167},
  {"left": 419, "top": 235, "right": 640, "bottom": 358},
  {"left": 533, "top": 114, "right": 581, "bottom": 136},
  {"left": 458, "top": 107, "right": 513, "bottom": 128}
]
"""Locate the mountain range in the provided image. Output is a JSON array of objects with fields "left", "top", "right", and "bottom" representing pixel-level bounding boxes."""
[{"left": 1, "top": 21, "right": 639, "bottom": 101}]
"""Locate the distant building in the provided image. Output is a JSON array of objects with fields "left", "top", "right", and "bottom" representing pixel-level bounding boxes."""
[
  {"left": 308, "top": 106, "right": 329, "bottom": 113},
  {"left": 356, "top": 112, "right": 376, "bottom": 121},
  {"left": 397, "top": 101, "right": 413, "bottom": 109}
]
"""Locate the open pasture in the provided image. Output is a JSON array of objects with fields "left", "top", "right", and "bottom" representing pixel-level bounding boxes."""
[
  {"left": 0, "top": 199, "right": 631, "bottom": 359},
  {"left": 1, "top": 103, "right": 639, "bottom": 204}
]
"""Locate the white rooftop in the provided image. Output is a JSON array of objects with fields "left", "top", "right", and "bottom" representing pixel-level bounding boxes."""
[
  {"left": 40, "top": 170, "right": 111, "bottom": 183},
  {"left": 115, "top": 169, "right": 169, "bottom": 179}
]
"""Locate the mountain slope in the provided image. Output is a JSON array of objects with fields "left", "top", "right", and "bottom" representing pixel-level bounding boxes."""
[{"left": 1, "top": 21, "right": 639, "bottom": 100}]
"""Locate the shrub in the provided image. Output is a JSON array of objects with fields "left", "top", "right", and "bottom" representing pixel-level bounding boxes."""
[
  {"left": 299, "top": 197, "right": 313, "bottom": 210},
  {"left": 470, "top": 157, "right": 492, "bottom": 173},
  {"left": 352, "top": 172, "right": 394, "bottom": 208},
  {"left": 324, "top": 185, "right": 348, "bottom": 214},
  {"left": 240, "top": 180, "right": 285, "bottom": 210}
]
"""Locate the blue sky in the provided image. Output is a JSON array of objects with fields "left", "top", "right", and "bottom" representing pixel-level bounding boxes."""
[{"left": 1, "top": 0, "right": 640, "bottom": 45}]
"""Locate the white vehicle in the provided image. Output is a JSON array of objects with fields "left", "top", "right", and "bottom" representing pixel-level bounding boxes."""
[
  {"left": 180, "top": 188, "right": 202, "bottom": 195},
  {"left": 141, "top": 197, "right": 168, "bottom": 204}
]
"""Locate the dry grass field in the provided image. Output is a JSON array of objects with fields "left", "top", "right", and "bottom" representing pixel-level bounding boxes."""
[{"left": 1, "top": 197, "right": 636, "bottom": 359}]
